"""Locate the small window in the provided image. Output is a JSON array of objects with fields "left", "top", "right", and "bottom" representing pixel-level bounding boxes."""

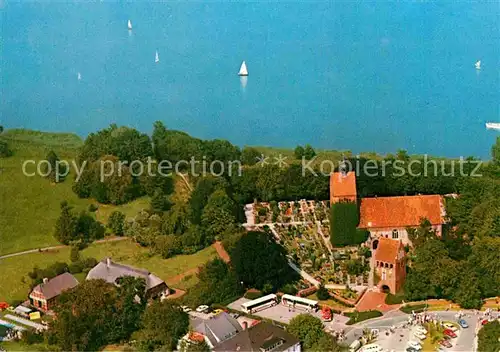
[{"left": 392, "top": 229, "right": 398, "bottom": 239}]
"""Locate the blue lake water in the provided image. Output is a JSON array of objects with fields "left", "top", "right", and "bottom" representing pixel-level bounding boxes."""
[{"left": 1, "top": 1, "right": 499, "bottom": 158}]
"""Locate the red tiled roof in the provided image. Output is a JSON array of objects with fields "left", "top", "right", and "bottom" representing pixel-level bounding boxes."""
[
  {"left": 375, "top": 237, "right": 404, "bottom": 264},
  {"left": 330, "top": 172, "right": 357, "bottom": 198},
  {"left": 359, "top": 195, "right": 444, "bottom": 228}
]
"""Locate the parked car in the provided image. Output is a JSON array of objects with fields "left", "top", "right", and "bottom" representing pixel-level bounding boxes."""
[
  {"left": 406, "top": 348, "right": 418, "bottom": 352},
  {"left": 181, "top": 306, "right": 191, "bottom": 313},
  {"left": 407, "top": 341, "right": 422, "bottom": 350},
  {"left": 212, "top": 309, "right": 224, "bottom": 315},
  {"left": 415, "top": 326, "right": 428, "bottom": 335},
  {"left": 230, "top": 312, "right": 240, "bottom": 319},
  {"left": 196, "top": 305, "right": 209, "bottom": 313},
  {"left": 414, "top": 332, "right": 426, "bottom": 340},
  {"left": 481, "top": 319, "right": 489, "bottom": 325},
  {"left": 458, "top": 319, "right": 468, "bottom": 328},
  {"left": 439, "top": 339, "right": 452, "bottom": 348},
  {"left": 443, "top": 329, "right": 457, "bottom": 338},
  {"left": 442, "top": 323, "right": 458, "bottom": 332}
]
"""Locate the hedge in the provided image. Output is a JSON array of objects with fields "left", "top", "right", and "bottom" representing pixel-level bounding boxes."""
[
  {"left": 244, "top": 290, "right": 263, "bottom": 300},
  {"left": 385, "top": 292, "right": 405, "bottom": 305},
  {"left": 344, "top": 310, "right": 383, "bottom": 325},
  {"left": 400, "top": 303, "right": 428, "bottom": 314},
  {"left": 330, "top": 202, "right": 368, "bottom": 246}
]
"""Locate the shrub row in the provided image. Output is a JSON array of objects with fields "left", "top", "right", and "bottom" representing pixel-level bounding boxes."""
[{"left": 344, "top": 310, "right": 383, "bottom": 325}]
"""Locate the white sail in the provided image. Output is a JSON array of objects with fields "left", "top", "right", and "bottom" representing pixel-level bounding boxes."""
[
  {"left": 128, "top": 20, "right": 132, "bottom": 30},
  {"left": 486, "top": 122, "right": 500, "bottom": 130},
  {"left": 155, "top": 51, "right": 159, "bottom": 63},
  {"left": 475, "top": 60, "right": 481, "bottom": 70},
  {"left": 77, "top": 72, "right": 81, "bottom": 80},
  {"left": 238, "top": 61, "right": 248, "bottom": 76}
]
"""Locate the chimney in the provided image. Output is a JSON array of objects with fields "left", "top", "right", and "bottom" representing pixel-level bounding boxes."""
[
  {"left": 242, "top": 321, "right": 248, "bottom": 330},
  {"left": 106, "top": 257, "right": 111, "bottom": 268},
  {"left": 43, "top": 278, "right": 48, "bottom": 284}
]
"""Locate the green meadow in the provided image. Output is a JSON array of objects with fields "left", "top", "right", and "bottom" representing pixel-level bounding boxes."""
[{"left": 0, "top": 239, "right": 217, "bottom": 303}]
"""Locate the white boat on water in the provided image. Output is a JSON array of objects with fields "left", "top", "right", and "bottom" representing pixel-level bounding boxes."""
[
  {"left": 238, "top": 61, "right": 248, "bottom": 76},
  {"left": 155, "top": 51, "right": 159, "bottom": 63},
  {"left": 77, "top": 72, "right": 81, "bottom": 80},
  {"left": 486, "top": 122, "right": 500, "bottom": 130},
  {"left": 128, "top": 20, "right": 132, "bottom": 30},
  {"left": 475, "top": 60, "right": 481, "bottom": 70}
]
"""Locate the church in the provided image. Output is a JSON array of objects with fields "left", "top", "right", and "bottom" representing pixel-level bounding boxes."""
[{"left": 330, "top": 171, "right": 446, "bottom": 294}]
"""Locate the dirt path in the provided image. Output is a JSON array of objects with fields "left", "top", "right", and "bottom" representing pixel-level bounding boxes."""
[
  {"left": 213, "top": 241, "right": 231, "bottom": 263},
  {"left": 0, "top": 237, "right": 128, "bottom": 260},
  {"left": 166, "top": 267, "right": 200, "bottom": 285}
]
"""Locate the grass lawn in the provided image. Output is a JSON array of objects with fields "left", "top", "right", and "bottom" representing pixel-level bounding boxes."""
[
  {"left": 0, "top": 239, "right": 217, "bottom": 303},
  {"left": 95, "top": 196, "right": 150, "bottom": 224},
  {"left": 0, "top": 340, "right": 53, "bottom": 351},
  {"left": 171, "top": 273, "right": 200, "bottom": 291},
  {"left": 0, "top": 129, "right": 152, "bottom": 255},
  {"left": 0, "top": 130, "right": 93, "bottom": 255}
]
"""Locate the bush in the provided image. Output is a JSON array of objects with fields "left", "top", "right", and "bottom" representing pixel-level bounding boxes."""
[
  {"left": 70, "top": 246, "right": 80, "bottom": 263},
  {"left": 88, "top": 204, "right": 98, "bottom": 212},
  {"left": 279, "top": 283, "right": 298, "bottom": 295},
  {"left": 385, "top": 292, "right": 405, "bottom": 305},
  {"left": 345, "top": 310, "right": 383, "bottom": 325},
  {"left": 0, "top": 140, "right": 12, "bottom": 157},
  {"left": 244, "top": 290, "right": 263, "bottom": 300},
  {"left": 316, "top": 285, "right": 330, "bottom": 301},
  {"left": 69, "top": 262, "right": 84, "bottom": 274},
  {"left": 21, "top": 330, "right": 44, "bottom": 345},
  {"left": 82, "top": 257, "right": 98, "bottom": 269},
  {"left": 400, "top": 303, "right": 427, "bottom": 314}
]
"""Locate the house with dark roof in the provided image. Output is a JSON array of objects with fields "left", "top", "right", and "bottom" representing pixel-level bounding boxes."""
[
  {"left": 212, "top": 321, "right": 301, "bottom": 352},
  {"left": 86, "top": 258, "right": 169, "bottom": 299},
  {"left": 191, "top": 312, "right": 242, "bottom": 348},
  {"left": 374, "top": 237, "right": 406, "bottom": 294},
  {"left": 29, "top": 272, "right": 79, "bottom": 312}
]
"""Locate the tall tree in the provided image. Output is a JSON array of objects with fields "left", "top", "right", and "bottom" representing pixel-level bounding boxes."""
[
  {"left": 54, "top": 201, "right": 78, "bottom": 244},
  {"left": 230, "top": 231, "right": 298, "bottom": 290},
  {"left": 241, "top": 146, "right": 261, "bottom": 165},
  {"left": 294, "top": 145, "right": 305, "bottom": 159},
  {"left": 303, "top": 144, "right": 316, "bottom": 160},
  {"left": 287, "top": 314, "right": 326, "bottom": 350},
  {"left": 201, "top": 189, "right": 237, "bottom": 242},
  {"left": 135, "top": 301, "right": 189, "bottom": 351},
  {"left": 108, "top": 211, "right": 126, "bottom": 236}
]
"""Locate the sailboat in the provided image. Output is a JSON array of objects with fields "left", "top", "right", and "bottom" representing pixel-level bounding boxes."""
[
  {"left": 486, "top": 122, "right": 500, "bottom": 130},
  {"left": 238, "top": 61, "right": 248, "bottom": 76},
  {"left": 475, "top": 60, "right": 481, "bottom": 70},
  {"left": 77, "top": 72, "right": 81, "bottom": 81},
  {"left": 128, "top": 20, "right": 132, "bottom": 30},
  {"left": 155, "top": 51, "right": 159, "bottom": 63}
]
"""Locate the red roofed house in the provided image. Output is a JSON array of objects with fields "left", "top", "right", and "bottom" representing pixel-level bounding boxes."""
[
  {"left": 374, "top": 237, "right": 406, "bottom": 294},
  {"left": 329, "top": 171, "right": 446, "bottom": 294},
  {"left": 29, "top": 273, "right": 79, "bottom": 312},
  {"left": 358, "top": 194, "right": 446, "bottom": 247},
  {"left": 330, "top": 171, "right": 357, "bottom": 204}
]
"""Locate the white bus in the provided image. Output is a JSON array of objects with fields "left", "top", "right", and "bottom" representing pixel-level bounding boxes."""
[
  {"left": 241, "top": 294, "right": 278, "bottom": 314},
  {"left": 281, "top": 294, "right": 319, "bottom": 312}
]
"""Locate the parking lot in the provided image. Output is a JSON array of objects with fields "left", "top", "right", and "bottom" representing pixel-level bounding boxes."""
[
  {"left": 228, "top": 297, "right": 350, "bottom": 330},
  {"left": 344, "top": 312, "right": 481, "bottom": 352}
]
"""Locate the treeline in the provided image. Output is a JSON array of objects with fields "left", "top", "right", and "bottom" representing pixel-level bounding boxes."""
[
  {"left": 0, "top": 125, "right": 13, "bottom": 157},
  {"left": 404, "top": 221, "right": 500, "bottom": 309}
]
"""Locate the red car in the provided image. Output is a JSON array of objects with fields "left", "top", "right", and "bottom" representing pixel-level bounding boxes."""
[
  {"left": 443, "top": 329, "right": 457, "bottom": 338},
  {"left": 439, "top": 339, "right": 452, "bottom": 348},
  {"left": 481, "top": 319, "right": 489, "bottom": 326}
]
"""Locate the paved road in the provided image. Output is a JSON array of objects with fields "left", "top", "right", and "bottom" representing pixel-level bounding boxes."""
[
  {"left": 0, "top": 237, "right": 128, "bottom": 260},
  {"left": 343, "top": 310, "right": 487, "bottom": 352}
]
